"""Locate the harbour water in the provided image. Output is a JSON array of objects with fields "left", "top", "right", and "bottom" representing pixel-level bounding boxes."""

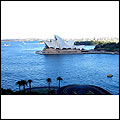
[{"left": 1, "top": 41, "right": 119, "bottom": 94}]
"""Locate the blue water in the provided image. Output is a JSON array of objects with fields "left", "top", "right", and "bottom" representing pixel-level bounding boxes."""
[
  {"left": 83, "top": 45, "right": 95, "bottom": 50},
  {"left": 1, "top": 41, "right": 119, "bottom": 94}
]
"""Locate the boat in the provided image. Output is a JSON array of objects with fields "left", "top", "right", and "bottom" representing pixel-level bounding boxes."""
[
  {"left": 107, "top": 74, "right": 113, "bottom": 77},
  {"left": 4, "top": 44, "right": 10, "bottom": 46},
  {"left": 22, "top": 41, "right": 26, "bottom": 44}
]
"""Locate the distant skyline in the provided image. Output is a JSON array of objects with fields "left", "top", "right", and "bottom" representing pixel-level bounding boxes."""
[{"left": 1, "top": 1, "right": 119, "bottom": 39}]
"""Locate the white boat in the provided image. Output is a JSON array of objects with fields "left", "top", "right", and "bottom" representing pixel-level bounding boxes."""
[
  {"left": 4, "top": 44, "right": 10, "bottom": 46},
  {"left": 22, "top": 41, "right": 26, "bottom": 44}
]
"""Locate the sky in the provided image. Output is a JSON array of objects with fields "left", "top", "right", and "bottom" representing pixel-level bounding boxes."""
[{"left": 1, "top": 1, "right": 119, "bottom": 39}]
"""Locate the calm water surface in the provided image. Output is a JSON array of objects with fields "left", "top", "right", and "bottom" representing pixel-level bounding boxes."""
[{"left": 1, "top": 41, "right": 119, "bottom": 94}]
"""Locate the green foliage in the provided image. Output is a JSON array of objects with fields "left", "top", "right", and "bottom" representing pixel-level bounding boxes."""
[
  {"left": 57, "top": 77, "right": 63, "bottom": 88},
  {"left": 74, "top": 40, "right": 119, "bottom": 52},
  {"left": 21, "top": 80, "right": 27, "bottom": 85},
  {"left": 94, "top": 42, "right": 119, "bottom": 52},
  {"left": 16, "top": 81, "right": 22, "bottom": 86},
  {"left": 46, "top": 78, "right": 52, "bottom": 90},
  {"left": 39, "top": 41, "right": 44, "bottom": 43},
  {"left": 57, "top": 77, "right": 63, "bottom": 81},
  {"left": 74, "top": 40, "right": 110, "bottom": 45},
  {"left": 16, "top": 80, "right": 27, "bottom": 91},
  {"left": 1, "top": 88, "right": 13, "bottom": 95},
  {"left": 48, "top": 89, "right": 56, "bottom": 95},
  {"left": 28, "top": 79, "right": 32, "bottom": 83},
  {"left": 46, "top": 78, "right": 51, "bottom": 83},
  {"left": 1, "top": 87, "right": 57, "bottom": 95}
]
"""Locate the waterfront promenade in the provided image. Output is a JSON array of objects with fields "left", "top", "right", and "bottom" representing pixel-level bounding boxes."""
[
  {"left": 36, "top": 49, "right": 119, "bottom": 55},
  {"left": 20, "top": 85, "right": 112, "bottom": 95}
]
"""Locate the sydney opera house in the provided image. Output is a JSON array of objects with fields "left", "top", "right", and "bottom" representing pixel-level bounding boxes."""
[{"left": 37, "top": 35, "right": 84, "bottom": 54}]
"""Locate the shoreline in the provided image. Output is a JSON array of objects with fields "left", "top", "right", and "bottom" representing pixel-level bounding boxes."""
[{"left": 35, "top": 49, "right": 119, "bottom": 55}]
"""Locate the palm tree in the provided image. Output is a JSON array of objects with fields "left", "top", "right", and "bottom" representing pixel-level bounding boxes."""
[
  {"left": 46, "top": 78, "right": 51, "bottom": 90},
  {"left": 57, "top": 77, "right": 63, "bottom": 88},
  {"left": 21, "top": 80, "right": 27, "bottom": 92},
  {"left": 27, "top": 79, "right": 32, "bottom": 92},
  {"left": 16, "top": 81, "right": 22, "bottom": 91}
]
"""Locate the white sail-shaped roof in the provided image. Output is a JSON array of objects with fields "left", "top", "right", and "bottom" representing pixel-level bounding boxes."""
[
  {"left": 50, "top": 39, "right": 59, "bottom": 49},
  {"left": 43, "top": 35, "right": 76, "bottom": 49},
  {"left": 65, "top": 41, "right": 75, "bottom": 49},
  {"left": 54, "top": 35, "right": 65, "bottom": 49},
  {"left": 63, "top": 44, "right": 71, "bottom": 48},
  {"left": 44, "top": 41, "right": 54, "bottom": 48}
]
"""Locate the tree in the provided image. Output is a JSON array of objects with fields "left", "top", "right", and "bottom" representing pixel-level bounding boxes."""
[
  {"left": 46, "top": 78, "right": 51, "bottom": 90},
  {"left": 27, "top": 79, "right": 32, "bottom": 92},
  {"left": 57, "top": 77, "right": 63, "bottom": 88},
  {"left": 21, "top": 80, "right": 27, "bottom": 92},
  {"left": 16, "top": 81, "right": 22, "bottom": 91}
]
